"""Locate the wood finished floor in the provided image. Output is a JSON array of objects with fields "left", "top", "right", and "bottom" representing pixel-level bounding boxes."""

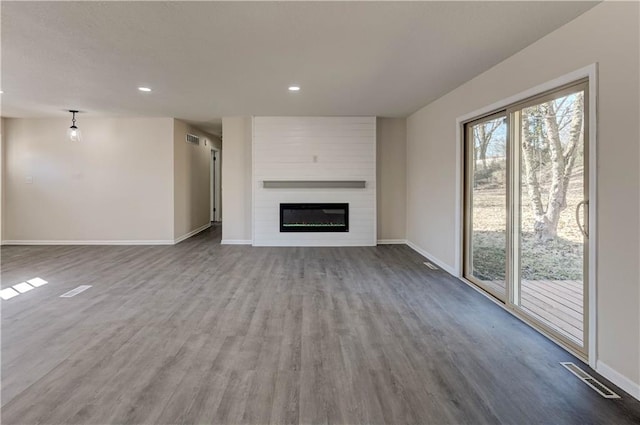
[{"left": 2, "top": 224, "right": 640, "bottom": 424}]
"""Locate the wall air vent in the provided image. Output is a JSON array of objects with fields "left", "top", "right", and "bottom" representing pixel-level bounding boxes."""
[{"left": 186, "top": 133, "right": 200, "bottom": 145}]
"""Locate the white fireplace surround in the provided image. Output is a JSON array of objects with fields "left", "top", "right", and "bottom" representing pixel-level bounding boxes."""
[{"left": 252, "top": 116, "right": 377, "bottom": 246}]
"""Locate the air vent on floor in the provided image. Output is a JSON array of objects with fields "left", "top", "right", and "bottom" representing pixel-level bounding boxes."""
[
  {"left": 561, "top": 362, "right": 620, "bottom": 399},
  {"left": 186, "top": 133, "right": 200, "bottom": 145},
  {"left": 423, "top": 261, "right": 438, "bottom": 270},
  {"left": 60, "top": 285, "right": 92, "bottom": 298}
]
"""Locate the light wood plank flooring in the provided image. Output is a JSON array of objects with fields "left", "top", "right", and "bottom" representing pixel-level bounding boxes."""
[{"left": 2, "top": 225, "right": 639, "bottom": 424}]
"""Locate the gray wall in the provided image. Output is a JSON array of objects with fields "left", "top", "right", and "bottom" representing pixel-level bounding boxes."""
[
  {"left": 377, "top": 117, "right": 407, "bottom": 242},
  {"left": 221, "top": 116, "right": 253, "bottom": 243}
]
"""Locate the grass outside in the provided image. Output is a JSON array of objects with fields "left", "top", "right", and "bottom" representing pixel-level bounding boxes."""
[{"left": 471, "top": 166, "right": 584, "bottom": 281}]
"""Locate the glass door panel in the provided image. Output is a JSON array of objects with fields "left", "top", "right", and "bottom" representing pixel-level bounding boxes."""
[
  {"left": 464, "top": 115, "right": 508, "bottom": 299},
  {"left": 514, "top": 87, "right": 587, "bottom": 348}
]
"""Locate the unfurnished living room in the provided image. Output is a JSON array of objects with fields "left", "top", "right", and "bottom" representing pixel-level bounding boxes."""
[{"left": 1, "top": 1, "right": 640, "bottom": 424}]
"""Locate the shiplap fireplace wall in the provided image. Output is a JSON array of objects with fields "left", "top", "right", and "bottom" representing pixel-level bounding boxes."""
[{"left": 253, "top": 117, "right": 376, "bottom": 246}]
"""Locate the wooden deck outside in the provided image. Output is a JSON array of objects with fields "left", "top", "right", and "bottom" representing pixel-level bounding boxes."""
[{"left": 482, "top": 279, "right": 584, "bottom": 345}]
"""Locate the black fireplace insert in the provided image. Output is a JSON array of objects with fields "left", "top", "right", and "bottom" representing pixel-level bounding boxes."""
[{"left": 280, "top": 203, "right": 349, "bottom": 232}]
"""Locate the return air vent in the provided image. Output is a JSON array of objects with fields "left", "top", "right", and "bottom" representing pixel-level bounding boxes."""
[
  {"left": 60, "top": 285, "right": 92, "bottom": 298},
  {"left": 561, "top": 362, "right": 620, "bottom": 399},
  {"left": 186, "top": 133, "right": 200, "bottom": 145}
]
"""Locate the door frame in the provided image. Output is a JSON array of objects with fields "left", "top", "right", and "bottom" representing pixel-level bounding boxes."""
[
  {"left": 210, "top": 148, "right": 221, "bottom": 222},
  {"left": 462, "top": 111, "right": 510, "bottom": 302},
  {"left": 455, "top": 64, "right": 598, "bottom": 367}
]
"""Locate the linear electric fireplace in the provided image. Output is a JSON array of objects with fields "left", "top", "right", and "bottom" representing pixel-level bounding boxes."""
[{"left": 280, "top": 203, "right": 349, "bottom": 232}]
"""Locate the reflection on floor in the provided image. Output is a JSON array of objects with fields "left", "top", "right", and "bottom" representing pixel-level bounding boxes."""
[{"left": 485, "top": 279, "right": 583, "bottom": 344}]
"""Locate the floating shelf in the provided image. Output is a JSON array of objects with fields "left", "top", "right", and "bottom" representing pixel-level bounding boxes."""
[{"left": 263, "top": 180, "right": 366, "bottom": 189}]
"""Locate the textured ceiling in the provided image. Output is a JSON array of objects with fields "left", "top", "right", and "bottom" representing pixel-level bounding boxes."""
[{"left": 1, "top": 1, "right": 598, "bottom": 134}]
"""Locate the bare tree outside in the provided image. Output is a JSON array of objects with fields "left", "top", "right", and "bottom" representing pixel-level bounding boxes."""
[
  {"left": 521, "top": 92, "right": 584, "bottom": 241},
  {"left": 467, "top": 87, "right": 586, "bottom": 344},
  {"left": 469, "top": 90, "right": 585, "bottom": 282}
]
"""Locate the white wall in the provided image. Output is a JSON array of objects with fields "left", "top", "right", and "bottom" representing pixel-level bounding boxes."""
[
  {"left": 221, "top": 116, "right": 252, "bottom": 244},
  {"left": 253, "top": 116, "right": 376, "bottom": 246},
  {"left": 406, "top": 2, "right": 640, "bottom": 393},
  {"left": 2, "top": 117, "right": 175, "bottom": 243},
  {"left": 377, "top": 117, "right": 406, "bottom": 242},
  {"left": 173, "top": 119, "right": 221, "bottom": 240}
]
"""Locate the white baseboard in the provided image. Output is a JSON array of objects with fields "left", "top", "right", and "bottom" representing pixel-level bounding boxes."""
[
  {"left": 220, "top": 239, "right": 252, "bottom": 245},
  {"left": 174, "top": 223, "right": 211, "bottom": 244},
  {"left": 252, "top": 241, "right": 376, "bottom": 247},
  {"left": 405, "top": 240, "right": 457, "bottom": 275},
  {"left": 596, "top": 360, "right": 640, "bottom": 401},
  {"left": 2, "top": 239, "right": 174, "bottom": 246},
  {"left": 377, "top": 239, "right": 407, "bottom": 245}
]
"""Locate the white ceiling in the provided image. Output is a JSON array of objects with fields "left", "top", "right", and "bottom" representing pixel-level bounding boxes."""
[{"left": 1, "top": 1, "right": 598, "bottom": 135}]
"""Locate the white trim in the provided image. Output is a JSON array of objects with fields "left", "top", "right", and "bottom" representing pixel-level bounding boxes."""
[
  {"left": 220, "top": 239, "right": 252, "bottom": 245},
  {"left": 455, "top": 64, "right": 598, "bottom": 367},
  {"left": 253, "top": 241, "right": 376, "bottom": 247},
  {"left": 210, "top": 149, "right": 217, "bottom": 222},
  {"left": 372, "top": 118, "right": 378, "bottom": 245},
  {"left": 455, "top": 65, "right": 598, "bottom": 125},
  {"left": 250, "top": 116, "right": 255, "bottom": 245},
  {"left": 586, "top": 65, "right": 598, "bottom": 368},
  {"left": 454, "top": 118, "right": 463, "bottom": 276},
  {"left": 405, "top": 240, "right": 457, "bottom": 275},
  {"left": 377, "top": 239, "right": 407, "bottom": 245},
  {"left": 174, "top": 222, "right": 211, "bottom": 244},
  {"left": 2, "top": 240, "right": 175, "bottom": 246},
  {"left": 214, "top": 147, "right": 222, "bottom": 222},
  {"left": 596, "top": 360, "right": 640, "bottom": 401}
]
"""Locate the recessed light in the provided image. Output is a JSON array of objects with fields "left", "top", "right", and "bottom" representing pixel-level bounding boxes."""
[
  {"left": 138, "top": 87, "right": 152, "bottom": 92},
  {"left": 288, "top": 86, "right": 300, "bottom": 92},
  {"left": 0, "top": 90, "right": 4, "bottom": 94}
]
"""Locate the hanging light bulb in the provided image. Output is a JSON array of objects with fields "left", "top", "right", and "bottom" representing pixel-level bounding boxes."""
[{"left": 67, "top": 110, "right": 82, "bottom": 142}]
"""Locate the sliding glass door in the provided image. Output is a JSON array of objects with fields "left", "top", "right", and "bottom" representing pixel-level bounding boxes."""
[
  {"left": 463, "top": 80, "right": 589, "bottom": 356},
  {"left": 464, "top": 113, "right": 508, "bottom": 300},
  {"left": 512, "top": 83, "right": 588, "bottom": 350}
]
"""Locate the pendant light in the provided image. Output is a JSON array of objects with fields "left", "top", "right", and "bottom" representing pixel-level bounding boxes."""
[{"left": 67, "top": 110, "right": 82, "bottom": 142}]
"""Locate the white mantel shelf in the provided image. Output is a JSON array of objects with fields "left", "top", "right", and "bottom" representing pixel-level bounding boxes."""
[{"left": 263, "top": 180, "right": 366, "bottom": 189}]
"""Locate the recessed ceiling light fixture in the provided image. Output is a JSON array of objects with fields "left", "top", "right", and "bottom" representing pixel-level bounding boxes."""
[
  {"left": 67, "top": 110, "right": 82, "bottom": 142},
  {"left": 138, "top": 87, "right": 152, "bottom": 92},
  {"left": 288, "top": 86, "right": 301, "bottom": 92}
]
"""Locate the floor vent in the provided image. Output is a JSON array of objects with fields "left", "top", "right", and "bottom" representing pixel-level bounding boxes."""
[
  {"left": 423, "top": 261, "right": 438, "bottom": 270},
  {"left": 561, "top": 362, "right": 620, "bottom": 399},
  {"left": 60, "top": 285, "right": 92, "bottom": 298}
]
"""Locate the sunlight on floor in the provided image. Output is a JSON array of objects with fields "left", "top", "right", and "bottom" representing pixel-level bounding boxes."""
[{"left": 1, "top": 277, "right": 49, "bottom": 300}]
